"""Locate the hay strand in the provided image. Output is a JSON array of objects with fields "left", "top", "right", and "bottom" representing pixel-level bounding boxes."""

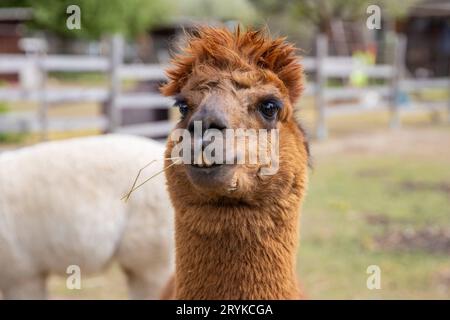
[{"left": 122, "top": 157, "right": 181, "bottom": 202}]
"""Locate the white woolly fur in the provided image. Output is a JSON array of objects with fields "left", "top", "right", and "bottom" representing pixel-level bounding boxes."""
[{"left": 0, "top": 134, "right": 174, "bottom": 299}]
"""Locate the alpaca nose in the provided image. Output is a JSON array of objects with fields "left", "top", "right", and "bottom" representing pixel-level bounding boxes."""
[{"left": 188, "top": 108, "right": 229, "bottom": 133}]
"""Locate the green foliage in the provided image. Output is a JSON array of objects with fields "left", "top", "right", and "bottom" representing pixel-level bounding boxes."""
[
  {"left": 1, "top": 0, "right": 172, "bottom": 39},
  {"left": 1, "top": 0, "right": 260, "bottom": 39},
  {"left": 0, "top": 0, "right": 29, "bottom": 6}
]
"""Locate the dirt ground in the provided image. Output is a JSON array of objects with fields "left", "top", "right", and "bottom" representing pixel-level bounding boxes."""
[{"left": 312, "top": 127, "right": 450, "bottom": 161}]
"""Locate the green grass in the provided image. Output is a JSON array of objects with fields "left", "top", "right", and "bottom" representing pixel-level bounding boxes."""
[
  {"left": 48, "top": 72, "right": 107, "bottom": 86},
  {"left": 47, "top": 265, "right": 128, "bottom": 300},
  {"left": 0, "top": 133, "right": 26, "bottom": 144},
  {"left": 0, "top": 103, "right": 27, "bottom": 144},
  {"left": 298, "top": 155, "right": 450, "bottom": 299},
  {"left": 0, "top": 102, "right": 9, "bottom": 114},
  {"left": 47, "top": 72, "right": 136, "bottom": 89}
]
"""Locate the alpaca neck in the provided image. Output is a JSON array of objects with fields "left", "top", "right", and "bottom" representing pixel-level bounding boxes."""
[{"left": 174, "top": 203, "right": 300, "bottom": 299}]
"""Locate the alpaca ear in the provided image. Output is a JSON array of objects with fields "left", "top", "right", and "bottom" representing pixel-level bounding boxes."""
[
  {"left": 263, "top": 41, "right": 304, "bottom": 105},
  {"left": 276, "top": 56, "right": 304, "bottom": 105},
  {"left": 160, "top": 54, "right": 195, "bottom": 96},
  {"left": 159, "top": 74, "right": 178, "bottom": 97},
  {"left": 160, "top": 28, "right": 208, "bottom": 96},
  {"left": 160, "top": 28, "right": 305, "bottom": 104}
]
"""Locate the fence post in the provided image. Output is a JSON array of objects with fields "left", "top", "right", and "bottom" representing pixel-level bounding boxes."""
[
  {"left": 447, "top": 76, "right": 450, "bottom": 124},
  {"left": 107, "top": 34, "right": 124, "bottom": 133},
  {"left": 37, "top": 44, "right": 48, "bottom": 141},
  {"left": 315, "top": 33, "right": 328, "bottom": 140},
  {"left": 390, "top": 34, "right": 406, "bottom": 129}
]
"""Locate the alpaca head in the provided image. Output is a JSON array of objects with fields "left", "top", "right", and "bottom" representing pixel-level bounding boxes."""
[{"left": 161, "top": 26, "right": 309, "bottom": 216}]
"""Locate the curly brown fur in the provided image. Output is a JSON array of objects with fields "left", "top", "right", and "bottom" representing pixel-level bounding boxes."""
[{"left": 161, "top": 26, "right": 309, "bottom": 300}]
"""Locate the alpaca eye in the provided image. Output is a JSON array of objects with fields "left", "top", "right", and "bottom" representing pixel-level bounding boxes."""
[
  {"left": 175, "top": 101, "right": 189, "bottom": 118},
  {"left": 259, "top": 100, "right": 281, "bottom": 120}
]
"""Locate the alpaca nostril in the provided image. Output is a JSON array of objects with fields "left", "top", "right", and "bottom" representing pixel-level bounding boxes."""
[
  {"left": 205, "top": 120, "right": 227, "bottom": 132},
  {"left": 188, "top": 109, "right": 229, "bottom": 133},
  {"left": 188, "top": 121, "right": 196, "bottom": 133}
]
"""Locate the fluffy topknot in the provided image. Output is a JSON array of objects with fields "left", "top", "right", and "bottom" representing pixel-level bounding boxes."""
[{"left": 160, "top": 26, "right": 304, "bottom": 104}]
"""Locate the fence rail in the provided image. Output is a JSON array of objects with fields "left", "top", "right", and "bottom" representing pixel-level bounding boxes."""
[
  {"left": 0, "top": 36, "right": 174, "bottom": 138},
  {"left": 311, "top": 33, "right": 449, "bottom": 138},
  {"left": 0, "top": 112, "right": 108, "bottom": 133},
  {"left": 119, "top": 64, "right": 167, "bottom": 80},
  {"left": 0, "top": 34, "right": 449, "bottom": 140}
]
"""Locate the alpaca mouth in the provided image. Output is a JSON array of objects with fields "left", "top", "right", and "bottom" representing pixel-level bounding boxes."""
[
  {"left": 186, "top": 162, "right": 236, "bottom": 191},
  {"left": 189, "top": 162, "right": 232, "bottom": 174},
  {"left": 191, "top": 162, "right": 223, "bottom": 169}
]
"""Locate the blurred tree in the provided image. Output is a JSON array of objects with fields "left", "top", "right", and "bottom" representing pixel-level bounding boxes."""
[
  {"left": 290, "top": 0, "right": 417, "bottom": 33},
  {"left": 252, "top": 0, "right": 418, "bottom": 33},
  {"left": 172, "top": 0, "right": 258, "bottom": 24},
  {"left": 251, "top": 0, "right": 419, "bottom": 55},
  {"left": 0, "top": 0, "right": 172, "bottom": 39},
  {"left": 0, "top": 0, "right": 29, "bottom": 6}
]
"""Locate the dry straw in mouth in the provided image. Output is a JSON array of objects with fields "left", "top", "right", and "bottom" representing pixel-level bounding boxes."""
[{"left": 122, "top": 157, "right": 182, "bottom": 202}]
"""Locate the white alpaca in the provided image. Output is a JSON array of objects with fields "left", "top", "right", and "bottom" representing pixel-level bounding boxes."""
[{"left": 0, "top": 134, "right": 174, "bottom": 299}]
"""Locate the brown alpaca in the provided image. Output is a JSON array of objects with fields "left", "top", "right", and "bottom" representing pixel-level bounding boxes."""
[{"left": 160, "top": 26, "right": 309, "bottom": 300}]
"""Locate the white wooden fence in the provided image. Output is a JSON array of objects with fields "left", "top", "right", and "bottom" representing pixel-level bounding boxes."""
[
  {"left": 304, "top": 34, "right": 450, "bottom": 139},
  {"left": 0, "top": 35, "right": 173, "bottom": 139},
  {"left": 0, "top": 34, "right": 449, "bottom": 140}
]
